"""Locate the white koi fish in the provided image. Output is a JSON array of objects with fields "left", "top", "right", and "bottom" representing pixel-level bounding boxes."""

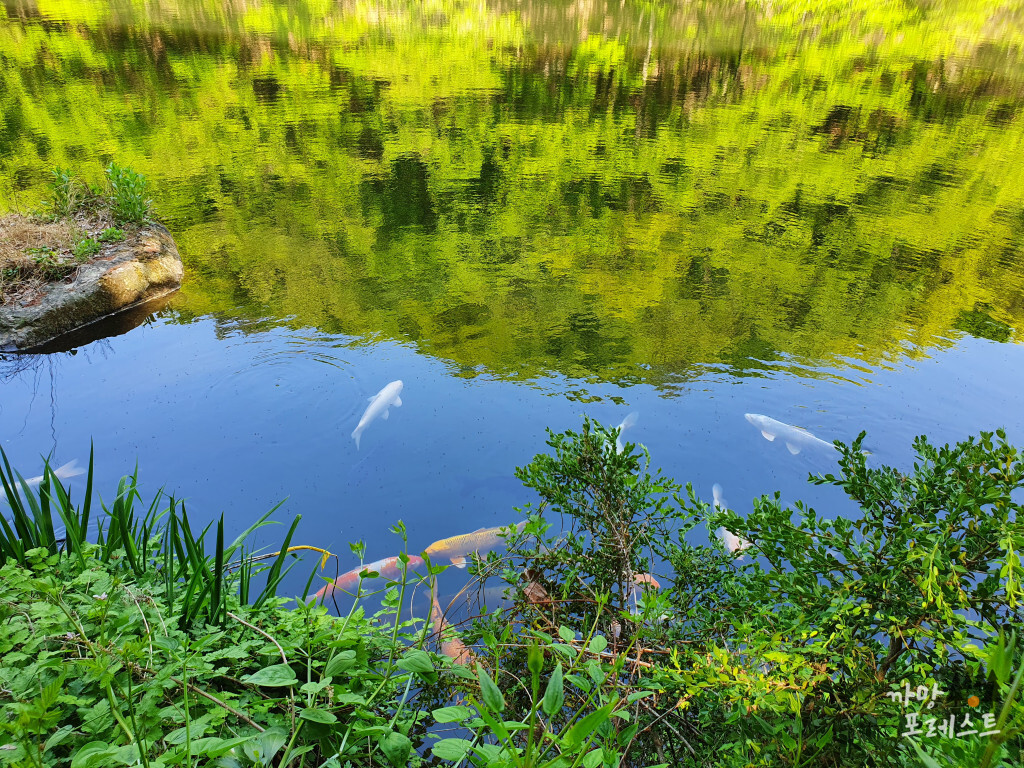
[
  {"left": 2, "top": 460, "right": 84, "bottom": 505},
  {"left": 716, "top": 527, "right": 752, "bottom": 560},
  {"left": 744, "top": 413, "right": 837, "bottom": 456},
  {"left": 352, "top": 380, "right": 403, "bottom": 449},
  {"left": 21, "top": 460, "right": 83, "bottom": 488},
  {"left": 712, "top": 483, "right": 752, "bottom": 560},
  {"left": 614, "top": 412, "right": 639, "bottom": 454},
  {"left": 712, "top": 483, "right": 726, "bottom": 511}
]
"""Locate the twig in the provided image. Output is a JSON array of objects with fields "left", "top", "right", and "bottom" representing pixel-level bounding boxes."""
[
  {"left": 227, "top": 611, "right": 295, "bottom": 733},
  {"left": 176, "top": 676, "right": 266, "bottom": 733},
  {"left": 228, "top": 611, "right": 288, "bottom": 665}
]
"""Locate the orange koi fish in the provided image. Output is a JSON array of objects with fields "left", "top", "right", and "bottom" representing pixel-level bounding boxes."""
[
  {"left": 423, "top": 521, "right": 527, "bottom": 568},
  {"left": 430, "top": 594, "right": 474, "bottom": 665},
  {"left": 315, "top": 555, "right": 423, "bottom": 599}
]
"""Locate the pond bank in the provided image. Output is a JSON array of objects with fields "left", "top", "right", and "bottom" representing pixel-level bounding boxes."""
[
  {"left": 0, "top": 214, "right": 182, "bottom": 351},
  {"left": 2, "top": 423, "right": 1022, "bottom": 767}
]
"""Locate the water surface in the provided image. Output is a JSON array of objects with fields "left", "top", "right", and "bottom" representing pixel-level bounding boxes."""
[{"left": 2, "top": 0, "right": 1024, "bottom": 594}]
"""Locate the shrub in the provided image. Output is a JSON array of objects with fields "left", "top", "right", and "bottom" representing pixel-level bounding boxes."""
[
  {"left": 481, "top": 421, "right": 1024, "bottom": 767},
  {"left": 105, "top": 162, "right": 152, "bottom": 223}
]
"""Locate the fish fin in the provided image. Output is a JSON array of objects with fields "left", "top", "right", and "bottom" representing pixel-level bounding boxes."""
[
  {"left": 393, "top": 396, "right": 402, "bottom": 407},
  {"left": 786, "top": 442, "right": 801, "bottom": 455},
  {"left": 54, "top": 459, "right": 84, "bottom": 480},
  {"left": 352, "top": 429, "right": 361, "bottom": 450},
  {"left": 381, "top": 409, "right": 389, "bottom": 420},
  {"left": 450, "top": 557, "right": 467, "bottom": 569},
  {"left": 619, "top": 411, "right": 638, "bottom": 430},
  {"left": 760, "top": 430, "right": 776, "bottom": 441},
  {"left": 368, "top": 395, "right": 376, "bottom": 401},
  {"left": 615, "top": 437, "right": 624, "bottom": 454}
]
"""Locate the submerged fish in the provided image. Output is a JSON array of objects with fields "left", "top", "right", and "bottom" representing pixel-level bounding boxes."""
[
  {"left": 315, "top": 554, "right": 423, "bottom": 599},
  {"left": 716, "top": 527, "right": 752, "bottom": 559},
  {"left": 423, "top": 521, "right": 527, "bottom": 568},
  {"left": 26, "top": 459, "right": 84, "bottom": 487},
  {"left": 352, "top": 380, "right": 404, "bottom": 449},
  {"left": 712, "top": 483, "right": 727, "bottom": 511},
  {"left": 614, "top": 412, "right": 639, "bottom": 454},
  {"left": 430, "top": 593, "right": 474, "bottom": 665},
  {"left": 744, "top": 413, "right": 837, "bottom": 456},
  {"left": 712, "top": 483, "right": 752, "bottom": 560},
  {"left": 3, "top": 461, "right": 85, "bottom": 504}
]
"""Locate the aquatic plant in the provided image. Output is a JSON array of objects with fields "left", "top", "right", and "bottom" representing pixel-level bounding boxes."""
[
  {"left": 0, "top": 452, "right": 441, "bottom": 767},
  {"left": 0, "top": 448, "right": 302, "bottom": 628}
]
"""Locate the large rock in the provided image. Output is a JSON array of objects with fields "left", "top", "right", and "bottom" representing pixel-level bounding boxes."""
[{"left": 0, "top": 223, "right": 182, "bottom": 351}]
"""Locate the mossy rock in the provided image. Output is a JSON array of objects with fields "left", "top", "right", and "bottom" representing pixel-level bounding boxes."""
[{"left": 0, "top": 223, "right": 182, "bottom": 350}]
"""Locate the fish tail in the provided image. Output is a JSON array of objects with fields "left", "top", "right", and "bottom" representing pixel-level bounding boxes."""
[
  {"left": 352, "top": 428, "right": 361, "bottom": 450},
  {"left": 450, "top": 556, "right": 467, "bottom": 569},
  {"left": 54, "top": 459, "right": 84, "bottom": 480}
]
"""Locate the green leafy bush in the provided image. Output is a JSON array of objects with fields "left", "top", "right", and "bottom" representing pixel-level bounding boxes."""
[
  {"left": 105, "top": 162, "right": 152, "bottom": 223},
  {"left": 485, "top": 421, "right": 1024, "bottom": 767},
  {"left": 27, "top": 247, "right": 74, "bottom": 280},
  {"left": 2, "top": 428, "right": 1021, "bottom": 768}
]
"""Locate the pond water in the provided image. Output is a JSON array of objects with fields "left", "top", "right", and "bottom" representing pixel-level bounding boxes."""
[{"left": 2, "top": 0, "right": 1024, "bottom": 599}]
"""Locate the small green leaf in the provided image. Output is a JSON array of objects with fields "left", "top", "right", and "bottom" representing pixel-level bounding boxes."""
[
  {"left": 558, "top": 625, "right": 575, "bottom": 642},
  {"left": 477, "top": 663, "right": 505, "bottom": 713},
  {"left": 241, "top": 663, "right": 298, "bottom": 687},
  {"left": 582, "top": 748, "right": 604, "bottom": 768},
  {"left": 325, "top": 650, "right": 357, "bottom": 677},
  {"left": 70, "top": 742, "right": 119, "bottom": 768},
  {"left": 542, "top": 663, "right": 565, "bottom": 718},
  {"left": 397, "top": 649, "right": 435, "bottom": 675},
  {"left": 433, "top": 705, "right": 474, "bottom": 723},
  {"left": 567, "top": 673, "right": 592, "bottom": 693},
  {"left": 432, "top": 738, "right": 474, "bottom": 761},
  {"left": 566, "top": 701, "right": 616, "bottom": 749},
  {"left": 299, "top": 707, "right": 338, "bottom": 724},
  {"left": 379, "top": 731, "right": 412, "bottom": 767},
  {"left": 589, "top": 635, "right": 608, "bottom": 654},
  {"left": 528, "top": 644, "right": 544, "bottom": 678}
]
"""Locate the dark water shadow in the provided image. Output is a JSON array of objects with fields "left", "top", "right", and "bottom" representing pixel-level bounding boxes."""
[{"left": 20, "top": 293, "right": 176, "bottom": 354}]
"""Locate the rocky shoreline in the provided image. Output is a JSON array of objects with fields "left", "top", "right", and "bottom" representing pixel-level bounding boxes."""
[{"left": 0, "top": 221, "right": 182, "bottom": 351}]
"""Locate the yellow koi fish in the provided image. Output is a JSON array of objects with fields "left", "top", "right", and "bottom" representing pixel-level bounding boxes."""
[{"left": 423, "top": 521, "right": 527, "bottom": 568}]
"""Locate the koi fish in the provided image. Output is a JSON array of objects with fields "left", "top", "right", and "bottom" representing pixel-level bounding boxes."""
[
  {"left": 314, "top": 554, "right": 423, "bottom": 599},
  {"left": 717, "top": 527, "right": 752, "bottom": 559},
  {"left": 3, "top": 460, "right": 84, "bottom": 505},
  {"left": 712, "top": 483, "right": 752, "bottom": 560},
  {"left": 352, "top": 380, "right": 404, "bottom": 449},
  {"left": 614, "top": 412, "right": 638, "bottom": 454},
  {"left": 430, "top": 593, "right": 474, "bottom": 665},
  {"left": 25, "top": 459, "right": 84, "bottom": 487},
  {"left": 744, "top": 413, "right": 837, "bottom": 456},
  {"left": 423, "top": 521, "right": 527, "bottom": 568}
]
